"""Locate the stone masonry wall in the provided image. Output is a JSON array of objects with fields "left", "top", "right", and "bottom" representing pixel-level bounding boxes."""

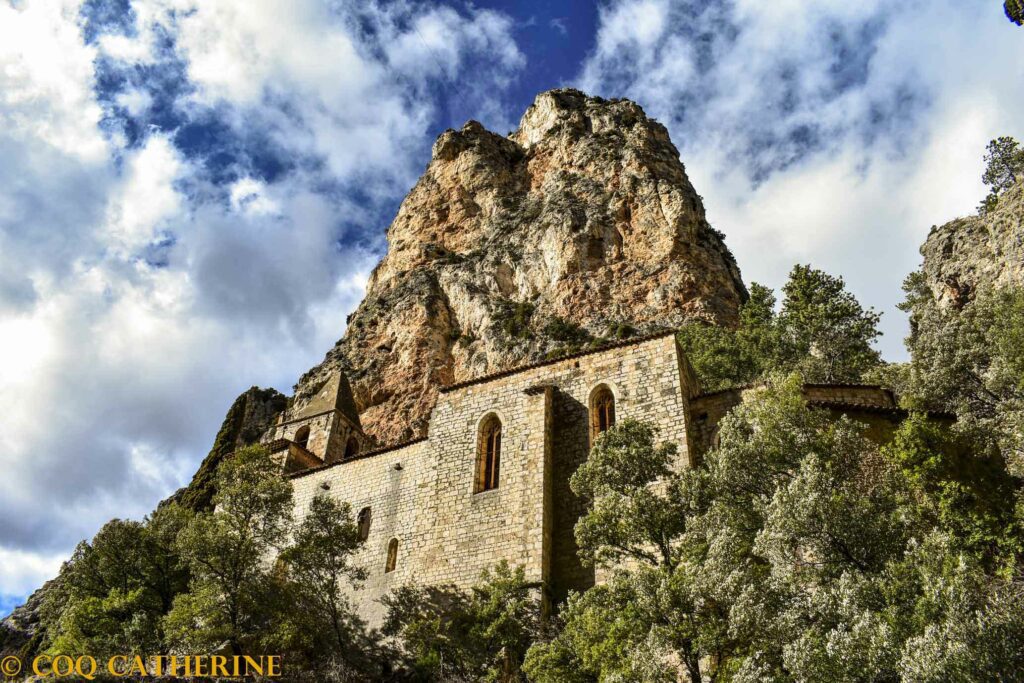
[
  {"left": 290, "top": 439, "right": 431, "bottom": 626},
  {"left": 287, "top": 334, "right": 697, "bottom": 626}
]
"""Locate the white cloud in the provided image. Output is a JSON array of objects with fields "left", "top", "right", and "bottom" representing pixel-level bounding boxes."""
[
  {"left": 104, "top": 136, "right": 183, "bottom": 254},
  {"left": 0, "top": 1, "right": 106, "bottom": 161},
  {"left": 229, "top": 177, "right": 280, "bottom": 216},
  {"left": 0, "top": 0, "right": 525, "bottom": 604},
  {"left": 0, "top": 548, "right": 65, "bottom": 600},
  {"left": 579, "top": 0, "right": 1024, "bottom": 359}
]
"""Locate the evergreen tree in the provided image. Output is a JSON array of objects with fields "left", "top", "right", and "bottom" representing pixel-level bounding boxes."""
[
  {"left": 899, "top": 275, "right": 1024, "bottom": 475},
  {"left": 979, "top": 136, "right": 1024, "bottom": 213},
  {"left": 1008, "top": 0, "right": 1024, "bottom": 25},
  {"left": 678, "top": 265, "right": 881, "bottom": 388},
  {"left": 279, "top": 493, "right": 382, "bottom": 678},
  {"left": 525, "top": 420, "right": 733, "bottom": 682},
  {"left": 44, "top": 504, "right": 191, "bottom": 657},
  {"left": 779, "top": 264, "right": 882, "bottom": 382},
  {"left": 165, "top": 445, "right": 293, "bottom": 655},
  {"left": 382, "top": 562, "right": 539, "bottom": 681},
  {"left": 530, "top": 379, "right": 1024, "bottom": 681}
]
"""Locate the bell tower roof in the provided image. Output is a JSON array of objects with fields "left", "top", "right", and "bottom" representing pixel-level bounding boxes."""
[{"left": 290, "top": 370, "right": 362, "bottom": 430}]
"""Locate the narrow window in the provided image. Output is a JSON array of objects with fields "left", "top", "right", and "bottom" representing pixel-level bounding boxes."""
[
  {"left": 345, "top": 436, "right": 360, "bottom": 460},
  {"left": 357, "top": 507, "right": 371, "bottom": 541},
  {"left": 294, "top": 425, "right": 310, "bottom": 450},
  {"left": 385, "top": 538, "right": 398, "bottom": 573},
  {"left": 476, "top": 414, "right": 502, "bottom": 492},
  {"left": 590, "top": 385, "right": 616, "bottom": 443}
]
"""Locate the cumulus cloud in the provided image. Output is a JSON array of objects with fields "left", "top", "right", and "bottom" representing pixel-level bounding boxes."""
[
  {"left": 0, "top": 0, "right": 524, "bottom": 608},
  {"left": 578, "top": 0, "right": 1024, "bottom": 359}
]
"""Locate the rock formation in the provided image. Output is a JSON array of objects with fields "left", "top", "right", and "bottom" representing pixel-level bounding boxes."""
[
  {"left": 2, "top": 90, "right": 749, "bottom": 651},
  {"left": 167, "top": 386, "right": 287, "bottom": 511},
  {"left": 919, "top": 180, "right": 1024, "bottom": 309},
  {"left": 298, "top": 89, "right": 747, "bottom": 444}
]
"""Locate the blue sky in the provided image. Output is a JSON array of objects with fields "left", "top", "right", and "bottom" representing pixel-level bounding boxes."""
[{"left": 0, "top": 0, "right": 1022, "bottom": 616}]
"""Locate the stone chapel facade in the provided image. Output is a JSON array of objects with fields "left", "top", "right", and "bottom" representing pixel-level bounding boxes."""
[{"left": 265, "top": 331, "right": 920, "bottom": 626}]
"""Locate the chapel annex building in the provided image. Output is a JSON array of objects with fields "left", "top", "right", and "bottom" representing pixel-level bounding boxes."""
[{"left": 264, "top": 331, "right": 918, "bottom": 625}]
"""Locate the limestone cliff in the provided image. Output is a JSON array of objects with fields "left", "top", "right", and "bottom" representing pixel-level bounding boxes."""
[
  {"left": 167, "top": 386, "right": 287, "bottom": 511},
  {"left": 298, "top": 89, "right": 747, "bottom": 444},
  {"left": 920, "top": 180, "right": 1024, "bottom": 309}
]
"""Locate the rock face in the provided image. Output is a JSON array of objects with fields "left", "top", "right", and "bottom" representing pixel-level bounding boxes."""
[
  {"left": 0, "top": 577, "right": 54, "bottom": 658},
  {"left": 168, "top": 386, "right": 287, "bottom": 512},
  {"left": 298, "top": 89, "right": 747, "bottom": 444},
  {"left": 920, "top": 180, "right": 1024, "bottom": 309}
]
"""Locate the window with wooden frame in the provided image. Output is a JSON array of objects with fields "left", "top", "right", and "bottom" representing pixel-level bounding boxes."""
[
  {"left": 590, "top": 385, "right": 616, "bottom": 443},
  {"left": 476, "top": 414, "right": 502, "bottom": 493},
  {"left": 385, "top": 538, "right": 398, "bottom": 573}
]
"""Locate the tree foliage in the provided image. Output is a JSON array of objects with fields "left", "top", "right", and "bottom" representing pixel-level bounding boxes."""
[
  {"left": 165, "top": 445, "right": 294, "bottom": 655},
  {"left": 526, "top": 419, "right": 732, "bottom": 682},
  {"left": 278, "top": 493, "right": 382, "bottom": 677},
  {"left": 979, "top": 136, "right": 1024, "bottom": 213},
  {"left": 382, "top": 562, "right": 540, "bottom": 682},
  {"left": 43, "top": 504, "right": 192, "bottom": 657},
  {"left": 678, "top": 265, "right": 881, "bottom": 389},
  {"left": 899, "top": 274, "right": 1024, "bottom": 475},
  {"left": 528, "top": 378, "right": 1024, "bottom": 682},
  {"left": 1009, "top": 0, "right": 1024, "bottom": 25}
]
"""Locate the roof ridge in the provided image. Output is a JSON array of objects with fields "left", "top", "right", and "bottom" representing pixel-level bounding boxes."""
[{"left": 438, "top": 329, "right": 677, "bottom": 394}]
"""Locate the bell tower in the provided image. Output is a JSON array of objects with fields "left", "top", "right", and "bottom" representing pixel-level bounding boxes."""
[{"left": 269, "top": 370, "right": 366, "bottom": 472}]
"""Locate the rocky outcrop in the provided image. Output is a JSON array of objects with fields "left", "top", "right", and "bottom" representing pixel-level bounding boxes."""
[
  {"left": 0, "top": 577, "right": 55, "bottom": 659},
  {"left": 167, "top": 386, "right": 287, "bottom": 512},
  {"left": 920, "top": 180, "right": 1024, "bottom": 309},
  {"left": 298, "top": 89, "right": 747, "bottom": 444}
]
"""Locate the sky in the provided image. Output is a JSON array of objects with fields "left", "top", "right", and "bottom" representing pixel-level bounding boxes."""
[{"left": 0, "top": 0, "right": 1022, "bottom": 616}]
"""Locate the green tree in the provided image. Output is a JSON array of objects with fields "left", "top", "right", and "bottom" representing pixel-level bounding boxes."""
[
  {"left": 678, "top": 266, "right": 881, "bottom": 389},
  {"left": 779, "top": 264, "right": 882, "bottom": 382},
  {"left": 525, "top": 420, "right": 733, "bottom": 682},
  {"left": 45, "top": 504, "right": 191, "bottom": 657},
  {"left": 694, "top": 375, "right": 909, "bottom": 679},
  {"left": 677, "top": 283, "right": 782, "bottom": 391},
  {"left": 882, "top": 413, "right": 1020, "bottom": 566},
  {"left": 279, "top": 493, "right": 381, "bottom": 677},
  {"left": 165, "top": 445, "right": 293, "bottom": 655},
  {"left": 1009, "top": 0, "right": 1024, "bottom": 25},
  {"left": 979, "top": 136, "right": 1024, "bottom": 213},
  {"left": 690, "top": 376, "right": 1023, "bottom": 680},
  {"left": 899, "top": 275, "right": 1024, "bottom": 475},
  {"left": 382, "top": 562, "right": 539, "bottom": 681}
]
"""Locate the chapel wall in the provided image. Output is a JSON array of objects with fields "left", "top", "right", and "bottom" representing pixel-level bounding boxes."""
[{"left": 286, "top": 333, "right": 696, "bottom": 626}]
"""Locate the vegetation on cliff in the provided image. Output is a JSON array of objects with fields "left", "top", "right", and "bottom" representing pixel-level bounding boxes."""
[
  {"left": 299, "top": 89, "right": 747, "bottom": 444},
  {"left": 7, "top": 125, "right": 1024, "bottom": 682},
  {"left": 677, "top": 265, "right": 882, "bottom": 390}
]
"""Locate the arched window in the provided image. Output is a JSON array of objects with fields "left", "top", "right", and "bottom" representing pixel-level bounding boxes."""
[
  {"left": 294, "top": 425, "right": 310, "bottom": 450},
  {"left": 357, "top": 507, "right": 371, "bottom": 541},
  {"left": 476, "top": 414, "right": 502, "bottom": 492},
  {"left": 590, "top": 385, "right": 616, "bottom": 442},
  {"left": 385, "top": 538, "right": 399, "bottom": 573},
  {"left": 345, "top": 436, "right": 360, "bottom": 460}
]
